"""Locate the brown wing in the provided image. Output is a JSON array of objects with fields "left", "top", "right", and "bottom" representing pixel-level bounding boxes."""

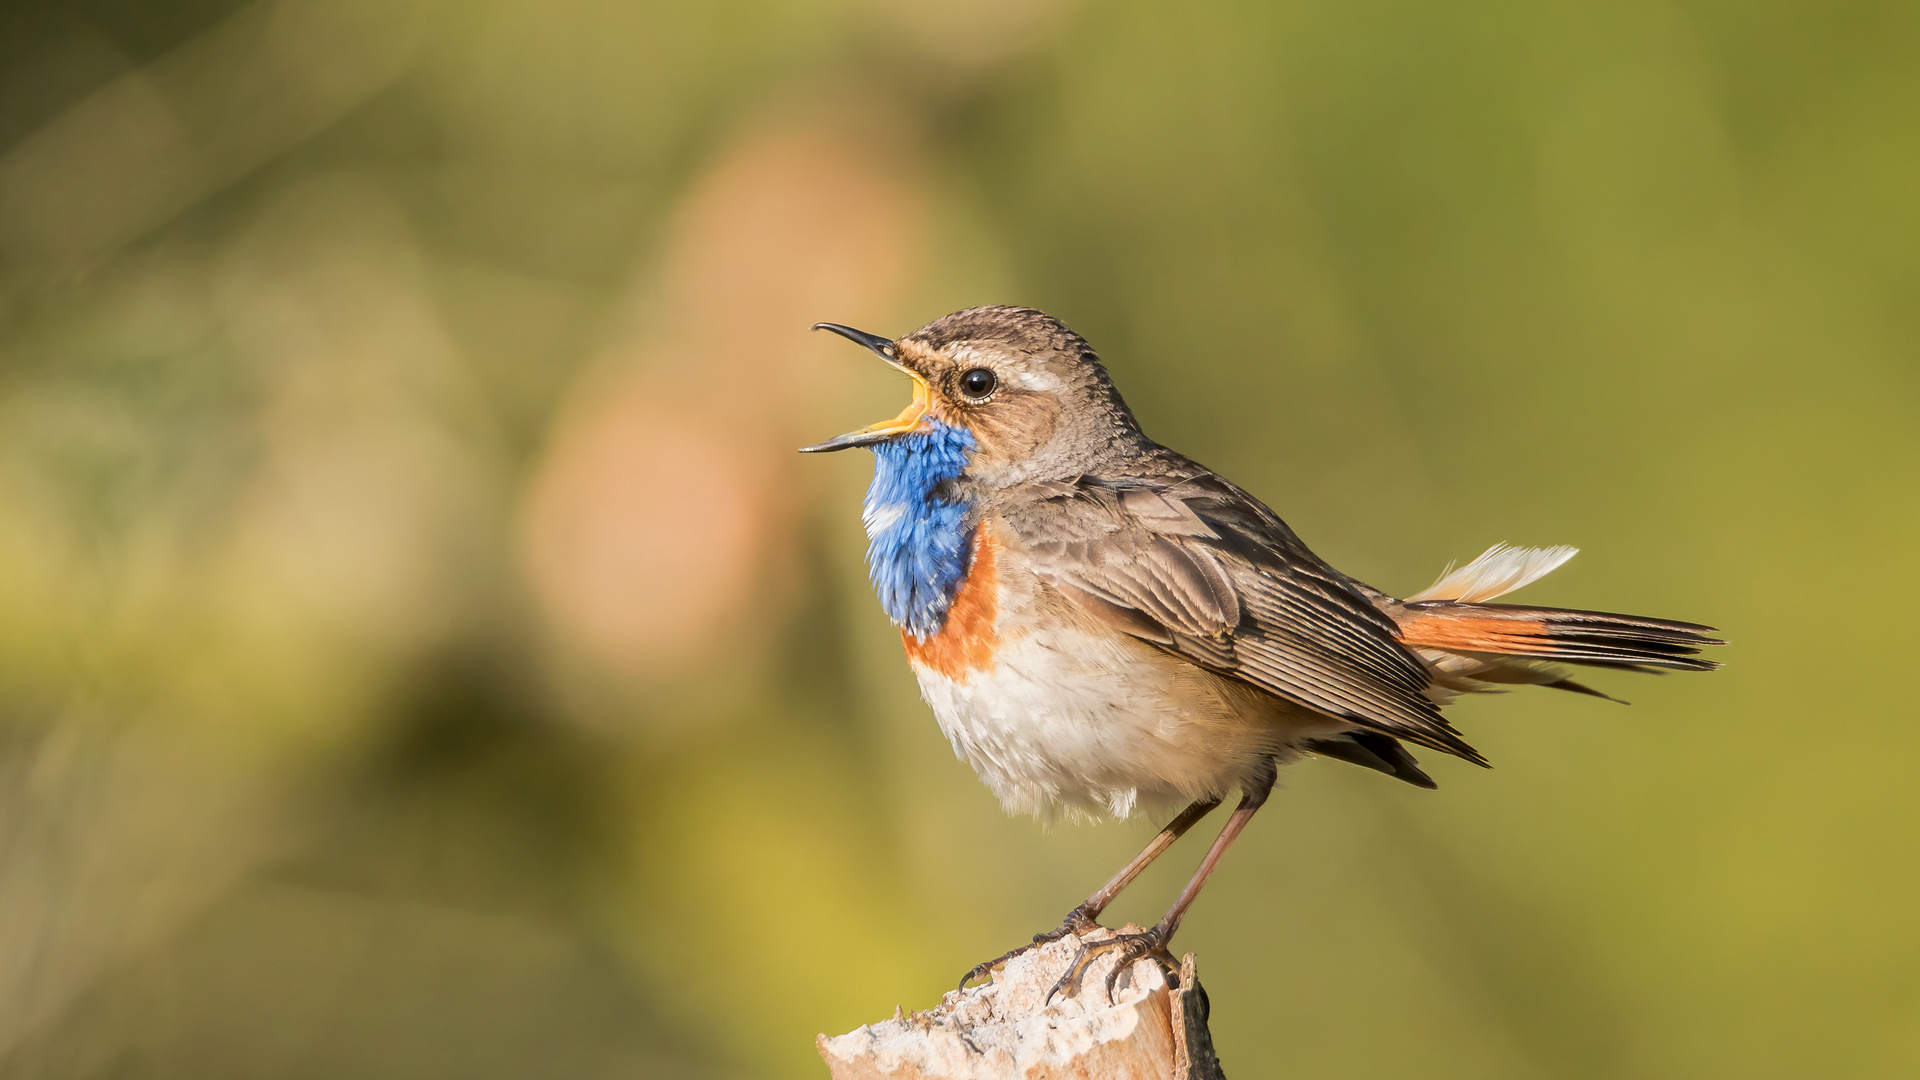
[{"left": 1001, "top": 466, "right": 1487, "bottom": 765}]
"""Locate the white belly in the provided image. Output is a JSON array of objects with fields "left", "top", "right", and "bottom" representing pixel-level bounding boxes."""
[{"left": 910, "top": 622, "right": 1338, "bottom": 821}]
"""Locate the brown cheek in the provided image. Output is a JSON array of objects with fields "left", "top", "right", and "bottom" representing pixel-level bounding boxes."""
[
  {"left": 1018, "top": 404, "right": 1057, "bottom": 454},
  {"left": 973, "top": 396, "right": 1056, "bottom": 463}
]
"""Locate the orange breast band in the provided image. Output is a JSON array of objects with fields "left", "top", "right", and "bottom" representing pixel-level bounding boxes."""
[{"left": 903, "top": 524, "right": 1000, "bottom": 681}]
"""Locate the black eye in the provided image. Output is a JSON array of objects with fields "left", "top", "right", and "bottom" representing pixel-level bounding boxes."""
[{"left": 958, "top": 368, "right": 997, "bottom": 400}]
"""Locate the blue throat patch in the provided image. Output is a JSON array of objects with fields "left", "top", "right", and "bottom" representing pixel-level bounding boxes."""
[{"left": 862, "top": 420, "right": 977, "bottom": 639}]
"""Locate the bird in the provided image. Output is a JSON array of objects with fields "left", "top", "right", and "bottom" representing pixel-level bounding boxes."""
[{"left": 800, "top": 305, "right": 1721, "bottom": 1001}]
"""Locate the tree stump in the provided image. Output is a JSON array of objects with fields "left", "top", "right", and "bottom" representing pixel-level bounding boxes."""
[{"left": 817, "top": 925, "right": 1226, "bottom": 1079}]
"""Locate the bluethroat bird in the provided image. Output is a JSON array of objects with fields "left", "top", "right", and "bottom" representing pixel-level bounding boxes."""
[{"left": 802, "top": 306, "right": 1721, "bottom": 1000}]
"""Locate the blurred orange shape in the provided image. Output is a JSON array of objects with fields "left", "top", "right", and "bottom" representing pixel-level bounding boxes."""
[{"left": 519, "top": 100, "right": 928, "bottom": 681}]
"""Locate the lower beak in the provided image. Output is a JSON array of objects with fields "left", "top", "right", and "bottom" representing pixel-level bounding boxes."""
[
  {"left": 800, "top": 322, "right": 931, "bottom": 453},
  {"left": 799, "top": 373, "right": 929, "bottom": 453}
]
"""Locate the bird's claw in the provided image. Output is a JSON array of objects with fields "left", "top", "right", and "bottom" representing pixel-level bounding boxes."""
[
  {"left": 956, "top": 905, "right": 1103, "bottom": 991},
  {"left": 1045, "top": 928, "right": 1180, "bottom": 1006}
]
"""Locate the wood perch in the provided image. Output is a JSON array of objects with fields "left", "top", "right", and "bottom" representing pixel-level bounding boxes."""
[{"left": 818, "top": 926, "right": 1226, "bottom": 1079}]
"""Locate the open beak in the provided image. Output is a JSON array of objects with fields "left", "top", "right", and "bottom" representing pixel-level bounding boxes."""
[{"left": 799, "top": 323, "right": 931, "bottom": 453}]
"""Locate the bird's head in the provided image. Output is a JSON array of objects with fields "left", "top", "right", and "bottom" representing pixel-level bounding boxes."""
[{"left": 801, "top": 306, "right": 1142, "bottom": 484}]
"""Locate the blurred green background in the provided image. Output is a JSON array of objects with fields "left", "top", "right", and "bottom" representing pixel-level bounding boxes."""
[{"left": 0, "top": 0, "right": 1914, "bottom": 1077}]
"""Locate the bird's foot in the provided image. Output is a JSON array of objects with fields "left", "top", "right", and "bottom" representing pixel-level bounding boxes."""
[
  {"left": 1044, "top": 925, "right": 1179, "bottom": 1006},
  {"left": 956, "top": 905, "right": 1103, "bottom": 991}
]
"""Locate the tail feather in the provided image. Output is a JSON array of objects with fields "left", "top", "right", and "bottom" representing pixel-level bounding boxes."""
[
  {"left": 1398, "top": 601, "right": 1723, "bottom": 673},
  {"left": 1408, "top": 543, "right": 1579, "bottom": 604},
  {"left": 1466, "top": 662, "right": 1631, "bottom": 702},
  {"left": 1390, "top": 542, "right": 1721, "bottom": 703}
]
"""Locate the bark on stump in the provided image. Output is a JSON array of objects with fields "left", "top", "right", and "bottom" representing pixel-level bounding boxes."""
[{"left": 818, "top": 925, "right": 1226, "bottom": 1079}]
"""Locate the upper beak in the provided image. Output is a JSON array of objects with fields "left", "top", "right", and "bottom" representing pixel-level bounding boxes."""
[{"left": 799, "top": 323, "right": 931, "bottom": 453}]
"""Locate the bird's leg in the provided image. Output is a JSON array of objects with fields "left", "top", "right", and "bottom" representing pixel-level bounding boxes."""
[
  {"left": 1048, "top": 763, "right": 1277, "bottom": 1004},
  {"left": 1067, "top": 796, "right": 1224, "bottom": 928},
  {"left": 957, "top": 797, "right": 1221, "bottom": 990}
]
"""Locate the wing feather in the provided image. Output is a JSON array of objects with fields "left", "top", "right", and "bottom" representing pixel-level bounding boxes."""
[{"left": 1002, "top": 464, "right": 1485, "bottom": 765}]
